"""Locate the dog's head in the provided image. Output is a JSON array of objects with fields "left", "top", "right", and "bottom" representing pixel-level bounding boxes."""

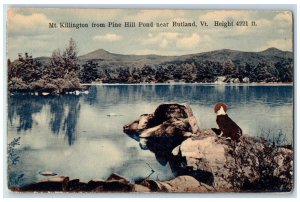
[{"left": 214, "top": 102, "right": 227, "bottom": 114}]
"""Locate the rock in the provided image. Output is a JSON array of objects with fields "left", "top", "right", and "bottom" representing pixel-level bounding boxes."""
[
  {"left": 229, "top": 78, "right": 240, "bottom": 83},
  {"left": 140, "top": 175, "right": 214, "bottom": 192},
  {"left": 133, "top": 184, "right": 151, "bottom": 192},
  {"left": 88, "top": 173, "right": 133, "bottom": 192},
  {"left": 242, "top": 77, "right": 250, "bottom": 83},
  {"left": 38, "top": 171, "right": 57, "bottom": 176},
  {"left": 215, "top": 76, "right": 227, "bottom": 84},
  {"left": 42, "top": 92, "right": 50, "bottom": 96},
  {"left": 123, "top": 103, "right": 200, "bottom": 164},
  {"left": 172, "top": 130, "right": 293, "bottom": 192},
  {"left": 106, "top": 173, "right": 129, "bottom": 184},
  {"left": 124, "top": 103, "right": 200, "bottom": 137},
  {"left": 85, "top": 180, "right": 105, "bottom": 191},
  {"left": 20, "top": 176, "right": 69, "bottom": 192},
  {"left": 66, "top": 179, "right": 85, "bottom": 191},
  {"left": 101, "top": 180, "right": 133, "bottom": 192}
]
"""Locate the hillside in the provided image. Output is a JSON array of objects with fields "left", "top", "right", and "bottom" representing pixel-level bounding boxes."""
[
  {"left": 80, "top": 47, "right": 292, "bottom": 65},
  {"left": 78, "top": 48, "right": 178, "bottom": 66},
  {"left": 18, "top": 47, "right": 293, "bottom": 84},
  {"left": 34, "top": 47, "right": 292, "bottom": 68}
]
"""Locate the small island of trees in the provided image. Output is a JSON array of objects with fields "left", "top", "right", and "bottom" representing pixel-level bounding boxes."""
[{"left": 8, "top": 38, "right": 81, "bottom": 94}]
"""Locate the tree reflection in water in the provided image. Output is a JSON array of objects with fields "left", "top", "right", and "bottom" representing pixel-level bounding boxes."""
[{"left": 8, "top": 94, "right": 80, "bottom": 145}]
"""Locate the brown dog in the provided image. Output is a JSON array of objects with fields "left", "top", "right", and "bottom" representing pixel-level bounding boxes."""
[{"left": 212, "top": 102, "right": 242, "bottom": 141}]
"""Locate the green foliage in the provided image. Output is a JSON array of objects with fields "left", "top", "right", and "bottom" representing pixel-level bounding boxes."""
[
  {"left": 8, "top": 77, "right": 29, "bottom": 92},
  {"left": 80, "top": 60, "right": 99, "bottom": 83},
  {"left": 50, "top": 38, "right": 80, "bottom": 79},
  {"left": 8, "top": 46, "right": 293, "bottom": 85},
  {"left": 8, "top": 137, "right": 24, "bottom": 188},
  {"left": 91, "top": 58, "right": 292, "bottom": 83},
  {"left": 225, "top": 134, "right": 293, "bottom": 192},
  {"left": 8, "top": 38, "right": 81, "bottom": 94}
]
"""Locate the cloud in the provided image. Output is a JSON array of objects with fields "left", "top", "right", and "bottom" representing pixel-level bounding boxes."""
[
  {"left": 200, "top": 10, "right": 251, "bottom": 21},
  {"left": 124, "top": 10, "right": 186, "bottom": 22},
  {"left": 7, "top": 34, "right": 70, "bottom": 59},
  {"left": 176, "top": 33, "right": 201, "bottom": 48},
  {"left": 142, "top": 32, "right": 179, "bottom": 48},
  {"left": 141, "top": 32, "right": 212, "bottom": 51},
  {"left": 142, "top": 32, "right": 210, "bottom": 49},
  {"left": 274, "top": 12, "right": 292, "bottom": 25},
  {"left": 93, "top": 34, "right": 123, "bottom": 42},
  {"left": 7, "top": 9, "right": 54, "bottom": 35}
]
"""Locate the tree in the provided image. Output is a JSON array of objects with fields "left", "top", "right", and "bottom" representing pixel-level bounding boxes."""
[
  {"left": 80, "top": 60, "right": 99, "bottom": 83},
  {"left": 117, "top": 66, "right": 130, "bottom": 82},
  {"left": 223, "top": 60, "right": 236, "bottom": 76},
  {"left": 63, "top": 38, "right": 79, "bottom": 74},
  {"left": 8, "top": 53, "right": 42, "bottom": 83},
  {"left": 141, "top": 65, "right": 156, "bottom": 82},
  {"left": 275, "top": 60, "right": 293, "bottom": 82},
  {"left": 195, "top": 61, "right": 216, "bottom": 82},
  {"left": 49, "top": 38, "right": 80, "bottom": 79},
  {"left": 253, "top": 62, "right": 272, "bottom": 82},
  {"left": 173, "top": 65, "right": 183, "bottom": 80},
  {"left": 182, "top": 63, "right": 196, "bottom": 82}
]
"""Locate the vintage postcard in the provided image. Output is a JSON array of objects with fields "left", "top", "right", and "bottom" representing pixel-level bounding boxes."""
[{"left": 6, "top": 8, "right": 294, "bottom": 193}]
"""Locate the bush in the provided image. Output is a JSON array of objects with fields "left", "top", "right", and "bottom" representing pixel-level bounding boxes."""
[{"left": 8, "top": 77, "right": 30, "bottom": 92}]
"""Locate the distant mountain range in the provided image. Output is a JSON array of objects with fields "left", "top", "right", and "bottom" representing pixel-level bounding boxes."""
[
  {"left": 31, "top": 47, "right": 294, "bottom": 84},
  {"left": 36, "top": 47, "right": 293, "bottom": 68}
]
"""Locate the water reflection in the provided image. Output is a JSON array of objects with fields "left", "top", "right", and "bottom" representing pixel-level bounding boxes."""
[
  {"left": 8, "top": 85, "right": 293, "bottom": 146},
  {"left": 83, "top": 85, "right": 293, "bottom": 108},
  {"left": 8, "top": 96, "right": 43, "bottom": 132},
  {"left": 7, "top": 84, "right": 293, "bottom": 187},
  {"left": 9, "top": 94, "right": 80, "bottom": 145}
]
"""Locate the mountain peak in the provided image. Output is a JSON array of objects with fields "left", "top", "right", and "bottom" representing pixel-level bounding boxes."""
[
  {"left": 79, "top": 48, "right": 114, "bottom": 60},
  {"left": 90, "top": 48, "right": 111, "bottom": 54},
  {"left": 261, "top": 47, "right": 282, "bottom": 53}
]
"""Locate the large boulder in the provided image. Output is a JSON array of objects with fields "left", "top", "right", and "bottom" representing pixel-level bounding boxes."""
[
  {"left": 123, "top": 103, "right": 200, "bottom": 165},
  {"left": 123, "top": 103, "right": 200, "bottom": 138},
  {"left": 172, "top": 129, "right": 293, "bottom": 192}
]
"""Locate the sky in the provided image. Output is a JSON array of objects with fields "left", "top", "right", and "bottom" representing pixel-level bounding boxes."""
[{"left": 6, "top": 8, "right": 293, "bottom": 60}]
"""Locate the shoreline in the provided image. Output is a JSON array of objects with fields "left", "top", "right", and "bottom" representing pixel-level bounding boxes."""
[
  {"left": 8, "top": 82, "right": 293, "bottom": 95},
  {"left": 80, "top": 82, "right": 293, "bottom": 86}
]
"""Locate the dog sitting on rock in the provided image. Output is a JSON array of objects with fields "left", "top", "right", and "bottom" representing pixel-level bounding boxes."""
[{"left": 212, "top": 102, "right": 242, "bottom": 141}]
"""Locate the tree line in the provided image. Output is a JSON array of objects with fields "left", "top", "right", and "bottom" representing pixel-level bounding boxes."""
[
  {"left": 80, "top": 59, "right": 293, "bottom": 84},
  {"left": 8, "top": 38, "right": 293, "bottom": 94}
]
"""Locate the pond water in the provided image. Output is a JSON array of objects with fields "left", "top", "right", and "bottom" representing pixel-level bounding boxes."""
[{"left": 7, "top": 84, "right": 293, "bottom": 187}]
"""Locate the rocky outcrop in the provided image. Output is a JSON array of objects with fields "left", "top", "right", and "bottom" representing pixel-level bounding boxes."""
[
  {"left": 18, "top": 173, "right": 133, "bottom": 192},
  {"left": 172, "top": 129, "right": 293, "bottom": 192},
  {"left": 16, "top": 174, "right": 213, "bottom": 193},
  {"left": 124, "top": 104, "right": 293, "bottom": 192},
  {"left": 19, "top": 176, "right": 70, "bottom": 192},
  {"left": 123, "top": 103, "right": 200, "bottom": 165},
  {"left": 123, "top": 103, "right": 200, "bottom": 138}
]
